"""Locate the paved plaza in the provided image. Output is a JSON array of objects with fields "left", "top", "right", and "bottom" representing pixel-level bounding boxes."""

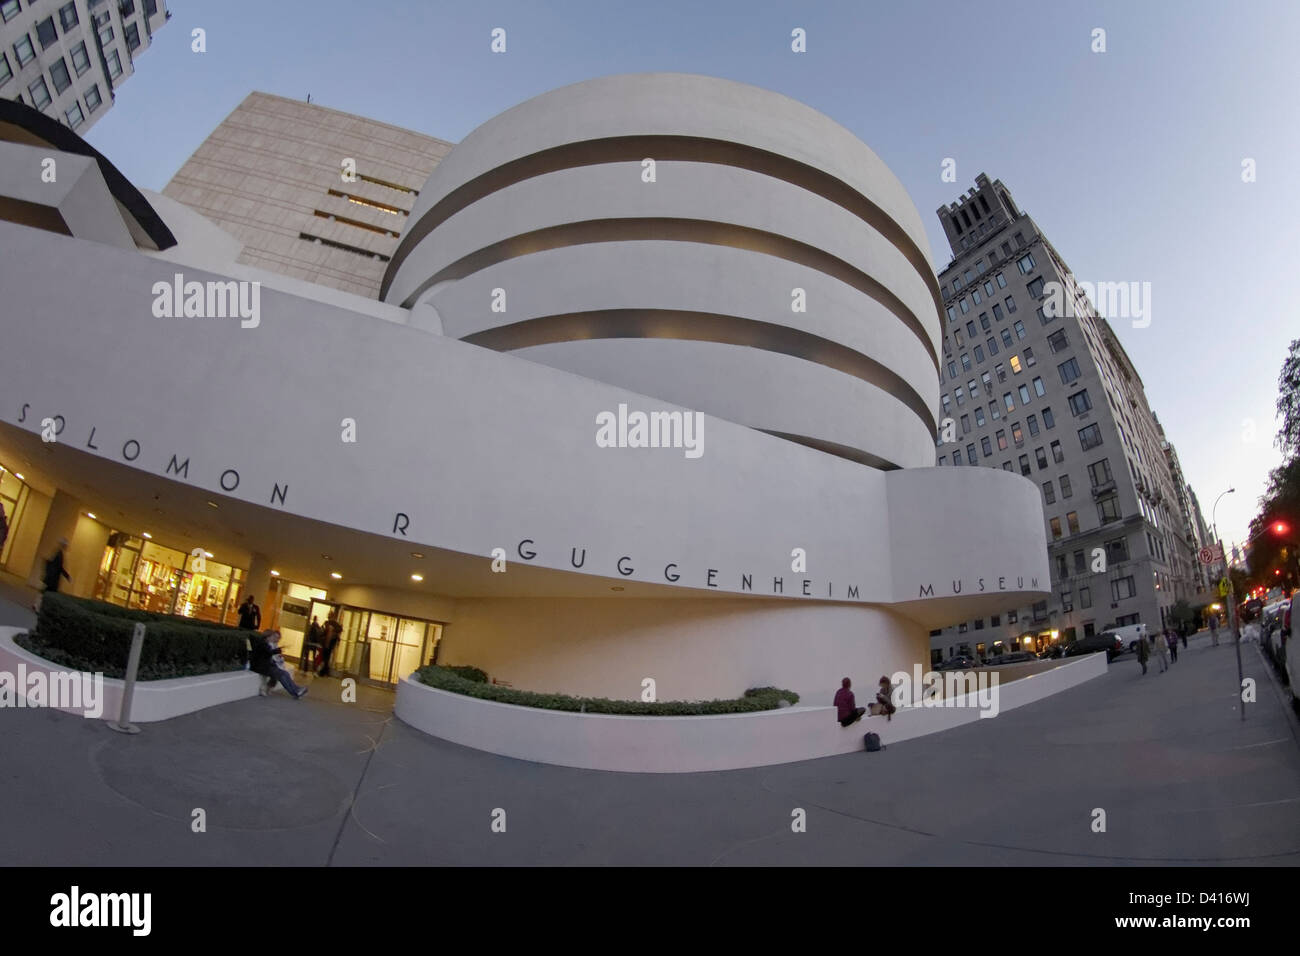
[{"left": 1, "top": 591, "right": 1297, "bottom": 866}]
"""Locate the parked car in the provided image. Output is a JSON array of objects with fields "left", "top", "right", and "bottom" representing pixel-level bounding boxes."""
[
  {"left": 1037, "top": 644, "right": 1067, "bottom": 660},
  {"left": 1263, "top": 599, "right": 1292, "bottom": 668},
  {"left": 1105, "top": 623, "right": 1148, "bottom": 653},
  {"left": 935, "top": 654, "right": 979, "bottom": 671},
  {"left": 990, "top": 651, "right": 1038, "bottom": 665},
  {"left": 1064, "top": 631, "right": 1124, "bottom": 663}
]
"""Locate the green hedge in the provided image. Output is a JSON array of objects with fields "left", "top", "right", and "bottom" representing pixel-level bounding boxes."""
[
  {"left": 18, "top": 591, "right": 248, "bottom": 680},
  {"left": 441, "top": 665, "right": 489, "bottom": 683},
  {"left": 414, "top": 665, "right": 799, "bottom": 715},
  {"left": 56, "top": 594, "right": 246, "bottom": 632}
]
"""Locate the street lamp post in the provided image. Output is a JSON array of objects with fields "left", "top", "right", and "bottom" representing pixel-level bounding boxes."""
[{"left": 1212, "top": 488, "right": 1244, "bottom": 722}]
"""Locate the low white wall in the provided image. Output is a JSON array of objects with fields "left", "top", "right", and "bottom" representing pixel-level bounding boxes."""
[
  {"left": 0, "top": 627, "right": 260, "bottom": 723},
  {"left": 395, "top": 651, "right": 1108, "bottom": 773}
]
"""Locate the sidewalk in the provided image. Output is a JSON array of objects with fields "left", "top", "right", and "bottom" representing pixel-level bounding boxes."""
[{"left": 1, "top": 621, "right": 1298, "bottom": 865}]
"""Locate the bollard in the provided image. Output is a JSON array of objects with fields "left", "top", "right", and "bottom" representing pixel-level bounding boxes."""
[{"left": 110, "top": 622, "right": 146, "bottom": 735}]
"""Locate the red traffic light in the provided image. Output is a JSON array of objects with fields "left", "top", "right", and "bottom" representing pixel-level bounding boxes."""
[{"left": 1275, "top": 521, "right": 1291, "bottom": 535}]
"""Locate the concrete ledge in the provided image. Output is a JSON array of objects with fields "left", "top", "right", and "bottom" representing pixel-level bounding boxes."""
[
  {"left": 394, "top": 652, "right": 1109, "bottom": 772},
  {"left": 0, "top": 626, "right": 261, "bottom": 722}
]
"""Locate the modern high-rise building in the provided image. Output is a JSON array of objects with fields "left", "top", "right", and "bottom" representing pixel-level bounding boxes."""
[
  {"left": 1, "top": 0, "right": 168, "bottom": 133},
  {"left": 163, "top": 92, "right": 453, "bottom": 298},
  {"left": 929, "top": 174, "right": 1202, "bottom": 661}
]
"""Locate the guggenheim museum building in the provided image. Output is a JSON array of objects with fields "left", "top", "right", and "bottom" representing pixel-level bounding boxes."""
[{"left": 0, "top": 74, "right": 1050, "bottom": 706}]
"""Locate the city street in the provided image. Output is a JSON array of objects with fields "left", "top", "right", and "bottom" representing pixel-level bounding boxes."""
[{"left": 2, "top": 593, "right": 1296, "bottom": 866}]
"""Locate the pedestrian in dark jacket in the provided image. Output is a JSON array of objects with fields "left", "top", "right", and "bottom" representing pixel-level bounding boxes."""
[
  {"left": 317, "top": 614, "right": 342, "bottom": 677},
  {"left": 1136, "top": 633, "right": 1150, "bottom": 675},
  {"left": 1166, "top": 629, "right": 1179, "bottom": 663},
  {"left": 35, "top": 538, "right": 71, "bottom": 612},
  {"left": 237, "top": 595, "right": 261, "bottom": 630}
]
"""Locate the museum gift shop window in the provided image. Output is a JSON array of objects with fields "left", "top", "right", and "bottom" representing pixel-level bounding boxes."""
[{"left": 94, "top": 532, "right": 246, "bottom": 623}]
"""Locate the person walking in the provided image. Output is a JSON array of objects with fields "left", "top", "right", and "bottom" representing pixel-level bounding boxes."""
[
  {"left": 1136, "top": 631, "right": 1150, "bottom": 675},
  {"left": 0, "top": 503, "right": 9, "bottom": 557},
  {"left": 1153, "top": 631, "right": 1169, "bottom": 672},
  {"left": 35, "top": 538, "right": 71, "bottom": 612},
  {"left": 833, "top": 677, "right": 866, "bottom": 727},
  {"left": 300, "top": 615, "right": 324, "bottom": 674},
  {"left": 1166, "top": 628, "right": 1179, "bottom": 664},
  {"left": 1210, "top": 615, "right": 1219, "bottom": 647},
  {"left": 237, "top": 594, "right": 261, "bottom": 631},
  {"left": 317, "top": 613, "right": 342, "bottom": 678}
]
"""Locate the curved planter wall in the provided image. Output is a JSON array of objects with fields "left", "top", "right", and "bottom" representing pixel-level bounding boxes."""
[{"left": 395, "top": 652, "right": 1108, "bottom": 773}]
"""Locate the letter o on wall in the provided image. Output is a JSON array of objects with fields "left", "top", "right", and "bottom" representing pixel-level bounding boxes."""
[
  {"left": 220, "top": 469, "right": 240, "bottom": 491},
  {"left": 122, "top": 439, "right": 141, "bottom": 461}
]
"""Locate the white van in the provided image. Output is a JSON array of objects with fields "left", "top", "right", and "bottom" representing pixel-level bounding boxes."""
[{"left": 1107, "top": 623, "right": 1148, "bottom": 652}]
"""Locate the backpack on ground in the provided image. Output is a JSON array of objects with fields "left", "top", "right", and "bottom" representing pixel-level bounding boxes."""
[{"left": 863, "top": 732, "right": 884, "bottom": 752}]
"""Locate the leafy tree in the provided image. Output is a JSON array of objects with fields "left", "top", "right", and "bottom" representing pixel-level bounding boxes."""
[
  {"left": 1276, "top": 338, "right": 1300, "bottom": 458},
  {"left": 1169, "top": 599, "right": 1197, "bottom": 634}
]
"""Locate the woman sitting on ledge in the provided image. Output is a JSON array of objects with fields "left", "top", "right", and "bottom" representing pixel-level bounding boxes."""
[{"left": 833, "top": 677, "right": 866, "bottom": 727}]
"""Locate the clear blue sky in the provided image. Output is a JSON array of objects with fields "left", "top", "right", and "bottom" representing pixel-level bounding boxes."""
[{"left": 87, "top": 0, "right": 1299, "bottom": 550}]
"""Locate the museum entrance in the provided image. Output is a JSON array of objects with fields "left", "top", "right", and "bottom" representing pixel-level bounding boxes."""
[{"left": 307, "top": 599, "right": 444, "bottom": 688}]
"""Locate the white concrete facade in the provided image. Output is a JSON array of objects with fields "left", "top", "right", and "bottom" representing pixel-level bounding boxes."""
[{"left": 0, "top": 75, "right": 1053, "bottom": 750}]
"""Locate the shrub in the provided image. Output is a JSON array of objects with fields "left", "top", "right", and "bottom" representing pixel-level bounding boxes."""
[
  {"left": 55, "top": 594, "right": 246, "bottom": 631},
  {"left": 442, "top": 665, "right": 489, "bottom": 683},
  {"left": 20, "top": 592, "right": 248, "bottom": 680},
  {"left": 413, "top": 665, "right": 798, "bottom": 715}
]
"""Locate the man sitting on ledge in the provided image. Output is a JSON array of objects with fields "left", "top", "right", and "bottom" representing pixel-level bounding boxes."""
[{"left": 834, "top": 677, "right": 866, "bottom": 727}]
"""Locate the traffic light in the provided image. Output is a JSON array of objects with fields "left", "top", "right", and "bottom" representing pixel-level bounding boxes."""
[{"left": 1274, "top": 521, "right": 1290, "bottom": 536}]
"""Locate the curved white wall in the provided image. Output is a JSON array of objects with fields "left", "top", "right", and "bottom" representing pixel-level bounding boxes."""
[{"left": 383, "top": 74, "right": 944, "bottom": 469}]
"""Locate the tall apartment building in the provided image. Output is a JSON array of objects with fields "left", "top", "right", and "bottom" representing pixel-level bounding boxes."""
[
  {"left": 163, "top": 91, "right": 454, "bottom": 298},
  {"left": 1, "top": 0, "right": 168, "bottom": 133},
  {"left": 928, "top": 174, "right": 1201, "bottom": 662}
]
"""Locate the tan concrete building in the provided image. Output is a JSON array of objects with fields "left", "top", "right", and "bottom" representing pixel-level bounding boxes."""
[{"left": 163, "top": 91, "right": 453, "bottom": 298}]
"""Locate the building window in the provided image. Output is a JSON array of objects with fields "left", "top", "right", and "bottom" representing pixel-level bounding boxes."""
[
  {"left": 953, "top": 277, "right": 964, "bottom": 293},
  {"left": 1024, "top": 347, "right": 1036, "bottom": 367},
  {"left": 1, "top": 0, "right": 19, "bottom": 23},
  {"left": 953, "top": 449, "right": 963, "bottom": 466},
  {"left": 1042, "top": 407, "right": 1055, "bottom": 429},
  {"left": 64, "top": 101, "right": 84, "bottom": 128},
  {"left": 983, "top": 280, "right": 995, "bottom": 297},
  {"left": 1067, "top": 511, "right": 1080, "bottom": 534},
  {"left": 1051, "top": 440, "right": 1064, "bottom": 463},
  {"left": 107, "top": 48, "right": 122, "bottom": 78},
  {"left": 121, "top": 0, "right": 137, "bottom": 14},
  {"left": 0, "top": 51, "right": 10, "bottom": 87},
  {"left": 14, "top": 34, "right": 35, "bottom": 67},
  {"left": 99, "top": 23, "right": 115, "bottom": 45},
  {"left": 996, "top": 272, "right": 1007, "bottom": 289},
  {"left": 146, "top": 0, "right": 158, "bottom": 15},
  {"left": 1020, "top": 455, "right": 1032, "bottom": 477},
  {"left": 1047, "top": 329, "right": 1069, "bottom": 353},
  {"left": 85, "top": 82, "right": 102, "bottom": 111},
  {"left": 1001, "top": 328, "right": 1014, "bottom": 348},
  {"left": 36, "top": 17, "right": 59, "bottom": 50},
  {"left": 1079, "top": 423, "right": 1103, "bottom": 450},
  {"left": 990, "top": 401, "right": 1001, "bottom": 421},
  {"left": 1035, "top": 446, "right": 1047, "bottom": 470},
  {"left": 1059, "top": 474, "right": 1072, "bottom": 498},
  {"left": 1002, "top": 461, "right": 1013, "bottom": 472},
  {"left": 982, "top": 436, "right": 992, "bottom": 456},
  {"left": 947, "top": 361, "right": 957, "bottom": 379},
  {"left": 1027, "top": 276, "right": 1045, "bottom": 298},
  {"left": 1010, "top": 355, "right": 1023, "bottom": 374},
  {"left": 955, "top": 386, "right": 965, "bottom": 406},
  {"left": 1056, "top": 555, "right": 1068, "bottom": 579},
  {"left": 1068, "top": 390, "right": 1093, "bottom": 415},
  {"left": 986, "top": 336, "right": 999, "bottom": 357},
  {"left": 992, "top": 303, "right": 1004, "bottom": 321},
  {"left": 1019, "top": 384, "right": 1031, "bottom": 404},
  {"left": 946, "top": 306, "right": 956, "bottom": 323},
  {"left": 1004, "top": 295, "right": 1017, "bottom": 314},
  {"left": 1043, "top": 480, "right": 1055, "bottom": 504},
  {"left": 1011, "top": 320, "right": 1025, "bottom": 341},
  {"left": 1003, "top": 392, "right": 1014, "bottom": 412},
  {"left": 973, "top": 345, "right": 984, "bottom": 364},
  {"left": 974, "top": 407, "right": 986, "bottom": 427},
  {"left": 59, "top": 0, "right": 79, "bottom": 30},
  {"left": 996, "top": 429, "right": 1008, "bottom": 451},
  {"left": 1013, "top": 422, "right": 1025, "bottom": 446},
  {"left": 966, "top": 320, "right": 977, "bottom": 339},
  {"left": 1073, "top": 550, "right": 1086, "bottom": 574},
  {"left": 961, "top": 353, "right": 972, "bottom": 372},
  {"left": 49, "top": 57, "right": 71, "bottom": 94},
  {"left": 941, "top": 394, "right": 952, "bottom": 416},
  {"left": 1097, "top": 493, "right": 1122, "bottom": 524},
  {"left": 1027, "top": 413, "right": 1039, "bottom": 436},
  {"left": 1079, "top": 586, "right": 1092, "bottom": 609},
  {"left": 972, "top": 289, "right": 981, "bottom": 305},
  {"left": 967, "top": 442, "right": 977, "bottom": 462},
  {"left": 1058, "top": 357, "right": 1081, "bottom": 384},
  {"left": 125, "top": 21, "right": 141, "bottom": 51},
  {"left": 1060, "top": 589, "right": 1073, "bottom": 613},
  {"left": 1050, "top": 516, "right": 1062, "bottom": 539},
  {"left": 1032, "top": 376, "right": 1045, "bottom": 398},
  {"left": 1088, "top": 458, "right": 1113, "bottom": 487},
  {"left": 1111, "top": 575, "right": 1136, "bottom": 601},
  {"left": 980, "top": 313, "right": 991, "bottom": 331},
  {"left": 995, "top": 363, "right": 1006, "bottom": 383},
  {"left": 1106, "top": 536, "right": 1130, "bottom": 563},
  {"left": 968, "top": 378, "right": 980, "bottom": 398},
  {"left": 71, "top": 40, "right": 91, "bottom": 75},
  {"left": 28, "top": 76, "right": 51, "bottom": 110},
  {"left": 960, "top": 298, "right": 971, "bottom": 314},
  {"left": 1017, "top": 253, "right": 1036, "bottom": 274}
]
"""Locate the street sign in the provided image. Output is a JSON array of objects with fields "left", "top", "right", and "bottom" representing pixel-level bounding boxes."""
[
  {"left": 1218, "top": 578, "right": 1230, "bottom": 598},
  {"left": 1198, "top": 544, "right": 1225, "bottom": 566}
]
